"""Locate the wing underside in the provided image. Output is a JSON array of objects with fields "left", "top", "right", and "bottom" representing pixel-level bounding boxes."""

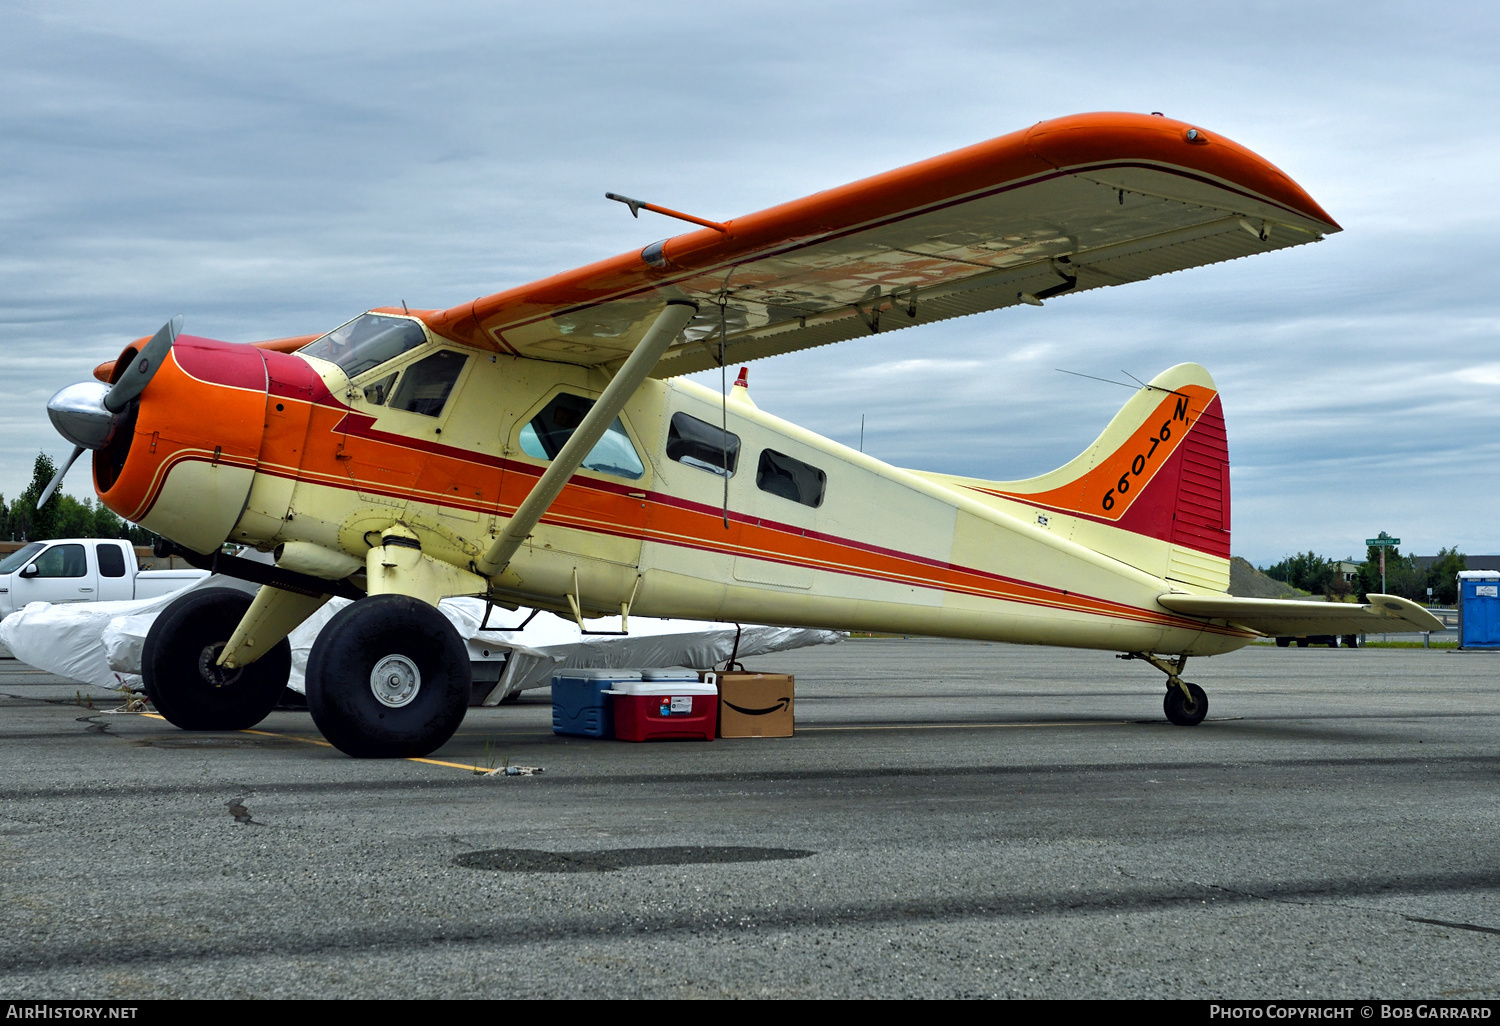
[
  {"left": 1157, "top": 593, "right": 1445, "bottom": 637},
  {"left": 420, "top": 113, "right": 1340, "bottom": 373}
]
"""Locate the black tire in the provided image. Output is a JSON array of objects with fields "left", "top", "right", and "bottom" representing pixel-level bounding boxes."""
[
  {"left": 1163, "top": 682, "right": 1208, "bottom": 726},
  {"left": 1295, "top": 637, "right": 1310, "bottom": 648},
  {"left": 1342, "top": 634, "right": 1360, "bottom": 649},
  {"left": 1275, "top": 636, "right": 1292, "bottom": 648},
  {"left": 142, "top": 587, "right": 290, "bottom": 731},
  {"left": 306, "top": 594, "right": 470, "bottom": 758}
]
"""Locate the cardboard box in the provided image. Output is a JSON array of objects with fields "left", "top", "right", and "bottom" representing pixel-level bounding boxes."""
[{"left": 714, "top": 672, "right": 794, "bottom": 737}]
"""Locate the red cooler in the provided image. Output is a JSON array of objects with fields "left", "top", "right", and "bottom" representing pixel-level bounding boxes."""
[{"left": 607, "top": 673, "right": 718, "bottom": 742}]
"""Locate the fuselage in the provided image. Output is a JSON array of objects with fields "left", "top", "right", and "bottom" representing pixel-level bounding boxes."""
[{"left": 92, "top": 317, "right": 1252, "bottom": 658}]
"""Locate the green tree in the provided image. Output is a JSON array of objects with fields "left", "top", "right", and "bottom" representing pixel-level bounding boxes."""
[
  {"left": 54, "top": 494, "right": 96, "bottom": 538},
  {"left": 12, "top": 453, "right": 60, "bottom": 542},
  {"left": 1426, "top": 547, "right": 1466, "bottom": 605},
  {"left": 6, "top": 451, "right": 156, "bottom": 544},
  {"left": 1262, "top": 551, "right": 1336, "bottom": 594}
]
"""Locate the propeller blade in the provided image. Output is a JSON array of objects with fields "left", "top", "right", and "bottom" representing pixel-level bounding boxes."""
[
  {"left": 36, "top": 445, "right": 85, "bottom": 509},
  {"left": 104, "top": 315, "right": 181, "bottom": 413}
]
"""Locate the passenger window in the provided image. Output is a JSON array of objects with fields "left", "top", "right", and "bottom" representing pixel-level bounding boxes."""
[
  {"left": 363, "top": 372, "right": 398, "bottom": 406},
  {"left": 96, "top": 544, "right": 127, "bottom": 578},
  {"left": 389, "top": 350, "right": 468, "bottom": 416},
  {"left": 518, "top": 393, "right": 645, "bottom": 480},
  {"left": 32, "top": 544, "right": 87, "bottom": 579},
  {"left": 757, "top": 449, "right": 826, "bottom": 507},
  {"left": 667, "top": 412, "right": 740, "bottom": 478}
]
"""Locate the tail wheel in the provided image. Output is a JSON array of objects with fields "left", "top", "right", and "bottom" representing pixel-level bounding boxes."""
[
  {"left": 1163, "top": 682, "right": 1208, "bottom": 727},
  {"left": 142, "top": 586, "right": 290, "bottom": 731},
  {"left": 306, "top": 594, "right": 470, "bottom": 758}
]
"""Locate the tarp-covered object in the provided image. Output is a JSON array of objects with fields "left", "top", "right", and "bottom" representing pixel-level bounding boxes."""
[
  {"left": 0, "top": 576, "right": 256, "bottom": 691},
  {"left": 1, "top": 587, "right": 843, "bottom": 698}
]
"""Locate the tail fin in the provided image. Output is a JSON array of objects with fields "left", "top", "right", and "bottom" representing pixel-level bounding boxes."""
[{"left": 961, "top": 363, "right": 1231, "bottom": 591}]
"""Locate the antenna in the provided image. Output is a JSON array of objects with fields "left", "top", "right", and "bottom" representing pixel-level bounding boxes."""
[
  {"left": 859, "top": 414, "right": 865, "bottom": 453},
  {"left": 1055, "top": 368, "right": 1190, "bottom": 399},
  {"left": 606, "top": 193, "right": 729, "bottom": 233}
]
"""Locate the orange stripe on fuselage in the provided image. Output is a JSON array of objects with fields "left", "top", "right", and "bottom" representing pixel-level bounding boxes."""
[
  {"left": 113, "top": 376, "right": 1245, "bottom": 639},
  {"left": 239, "top": 390, "right": 1245, "bottom": 639}
]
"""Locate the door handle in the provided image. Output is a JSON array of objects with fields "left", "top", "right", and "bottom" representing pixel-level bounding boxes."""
[{"left": 79, "top": 588, "right": 93, "bottom": 593}]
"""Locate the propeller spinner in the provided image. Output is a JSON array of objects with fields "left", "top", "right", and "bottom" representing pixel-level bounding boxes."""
[{"left": 38, "top": 315, "right": 181, "bottom": 508}]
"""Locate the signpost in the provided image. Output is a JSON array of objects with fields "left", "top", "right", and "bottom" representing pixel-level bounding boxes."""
[{"left": 1366, "top": 532, "right": 1401, "bottom": 594}]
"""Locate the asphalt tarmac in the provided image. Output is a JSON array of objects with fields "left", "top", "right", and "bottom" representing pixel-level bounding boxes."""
[{"left": 1, "top": 639, "right": 1497, "bottom": 999}]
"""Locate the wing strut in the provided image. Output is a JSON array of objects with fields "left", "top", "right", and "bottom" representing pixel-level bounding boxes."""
[{"left": 477, "top": 299, "right": 700, "bottom": 577}]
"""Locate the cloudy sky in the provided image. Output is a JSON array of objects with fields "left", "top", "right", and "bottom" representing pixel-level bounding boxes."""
[{"left": 3, "top": 0, "right": 1495, "bottom": 566}]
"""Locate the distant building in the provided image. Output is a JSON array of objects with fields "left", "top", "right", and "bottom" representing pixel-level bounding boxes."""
[
  {"left": 1335, "top": 561, "right": 1361, "bottom": 583},
  {"left": 1412, "top": 555, "right": 1500, "bottom": 572}
]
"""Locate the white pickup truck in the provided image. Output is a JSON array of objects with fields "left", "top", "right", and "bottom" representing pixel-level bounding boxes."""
[{"left": 0, "top": 539, "right": 206, "bottom": 619}]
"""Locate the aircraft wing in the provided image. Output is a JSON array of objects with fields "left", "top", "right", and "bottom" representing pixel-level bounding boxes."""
[
  {"left": 420, "top": 112, "right": 1340, "bottom": 377},
  {"left": 1156, "top": 593, "right": 1445, "bottom": 637}
]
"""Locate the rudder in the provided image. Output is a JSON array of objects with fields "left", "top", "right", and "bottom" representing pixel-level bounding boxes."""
[{"left": 963, "top": 363, "right": 1232, "bottom": 592}]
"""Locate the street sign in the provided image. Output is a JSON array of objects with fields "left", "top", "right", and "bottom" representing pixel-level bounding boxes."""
[{"left": 1366, "top": 537, "right": 1400, "bottom": 546}]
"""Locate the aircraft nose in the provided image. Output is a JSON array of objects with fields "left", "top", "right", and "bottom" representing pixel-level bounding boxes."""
[{"left": 47, "top": 380, "right": 121, "bottom": 450}]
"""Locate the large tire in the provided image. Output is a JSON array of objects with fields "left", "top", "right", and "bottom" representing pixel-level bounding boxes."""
[
  {"left": 1275, "top": 636, "right": 1292, "bottom": 648},
  {"left": 306, "top": 594, "right": 470, "bottom": 758},
  {"left": 1163, "top": 682, "right": 1208, "bottom": 727},
  {"left": 142, "top": 587, "right": 290, "bottom": 731}
]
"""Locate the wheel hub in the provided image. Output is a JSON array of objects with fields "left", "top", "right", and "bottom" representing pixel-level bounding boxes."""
[
  {"left": 370, "top": 654, "right": 421, "bottom": 708},
  {"left": 197, "top": 643, "right": 243, "bottom": 688}
]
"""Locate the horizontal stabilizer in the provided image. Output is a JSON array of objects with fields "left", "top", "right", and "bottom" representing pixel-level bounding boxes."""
[{"left": 1156, "top": 593, "right": 1444, "bottom": 636}]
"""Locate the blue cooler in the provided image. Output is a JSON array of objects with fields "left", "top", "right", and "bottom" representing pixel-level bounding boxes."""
[{"left": 552, "top": 669, "right": 642, "bottom": 737}]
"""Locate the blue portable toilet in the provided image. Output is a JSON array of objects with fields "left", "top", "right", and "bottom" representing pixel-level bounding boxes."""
[{"left": 1457, "top": 571, "right": 1500, "bottom": 649}]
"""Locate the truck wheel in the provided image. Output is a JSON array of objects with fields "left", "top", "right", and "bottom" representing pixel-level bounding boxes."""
[
  {"left": 305, "top": 594, "right": 470, "bottom": 758},
  {"left": 1275, "top": 637, "right": 1292, "bottom": 648},
  {"left": 142, "top": 587, "right": 290, "bottom": 731}
]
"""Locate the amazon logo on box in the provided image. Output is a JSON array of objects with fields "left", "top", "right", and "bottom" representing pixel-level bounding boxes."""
[{"left": 710, "top": 672, "right": 795, "bottom": 738}]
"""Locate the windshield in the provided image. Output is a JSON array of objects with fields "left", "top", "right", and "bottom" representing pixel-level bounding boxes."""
[
  {"left": 0, "top": 542, "right": 46, "bottom": 575},
  {"left": 300, "top": 313, "right": 428, "bottom": 378}
]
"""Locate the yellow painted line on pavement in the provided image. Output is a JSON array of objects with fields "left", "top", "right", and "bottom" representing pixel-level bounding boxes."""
[
  {"left": 799, "top": 720, "right": 1131, "bottom": 732},
  {"left": 142, "top": 712, "right": 495, "bottom": 774}
]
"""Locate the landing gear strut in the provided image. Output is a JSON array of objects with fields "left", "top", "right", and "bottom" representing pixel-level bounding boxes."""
[{"left": 1118, "top": 652, "right": 1208, "bottom": 727}]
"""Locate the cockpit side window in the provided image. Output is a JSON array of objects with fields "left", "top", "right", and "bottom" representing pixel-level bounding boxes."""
[
  {"left": 518, "top": 393, "right": 645, "bottom": 480},
  {"left": 388, "top": 350, "right": 468, "bottom": 417},
  {"left": 300, "top": 313, "right": 428, "bottom": 378}
]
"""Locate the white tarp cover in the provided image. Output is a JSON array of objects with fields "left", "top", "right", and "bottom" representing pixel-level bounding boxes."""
[{"left": 0, "top": 582, "right": 843, "bottom": 699}]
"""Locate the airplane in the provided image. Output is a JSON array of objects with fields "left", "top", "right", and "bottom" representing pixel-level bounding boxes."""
[{"left": 39, "top": 111, "right": 1443, "bottom": 758}]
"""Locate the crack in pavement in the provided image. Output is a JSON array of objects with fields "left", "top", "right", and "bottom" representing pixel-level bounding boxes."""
[
  {"left": 3, "top": 867, "right": 1497, "bottom": 974},
  {"left": 1118, "top": 867, "right": 1500, "bottom": 941}
]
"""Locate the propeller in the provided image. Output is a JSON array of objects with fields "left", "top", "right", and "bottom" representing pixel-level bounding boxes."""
[
  {"left": 36, "top": 446, "right": 85, "bottom": 508},
  {"left": 105, "top": 315, "right": 180, "bottom": 412},
  {"left": 37, "top": 315, "right": 182, "bottom": 509}
]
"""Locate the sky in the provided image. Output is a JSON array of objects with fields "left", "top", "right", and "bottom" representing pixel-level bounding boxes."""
[{"left": 2, "top": 0, "right": 1496, "bottom": 566}]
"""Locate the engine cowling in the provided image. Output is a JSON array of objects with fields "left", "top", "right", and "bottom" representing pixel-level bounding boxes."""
[{"left": 95, "top": 336, "right": 278, "bottom": 553}]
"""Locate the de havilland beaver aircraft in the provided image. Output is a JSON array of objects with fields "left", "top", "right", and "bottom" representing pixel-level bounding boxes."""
[{"left": 40, "top": 112, "right": 1442, "bottom": 757}]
